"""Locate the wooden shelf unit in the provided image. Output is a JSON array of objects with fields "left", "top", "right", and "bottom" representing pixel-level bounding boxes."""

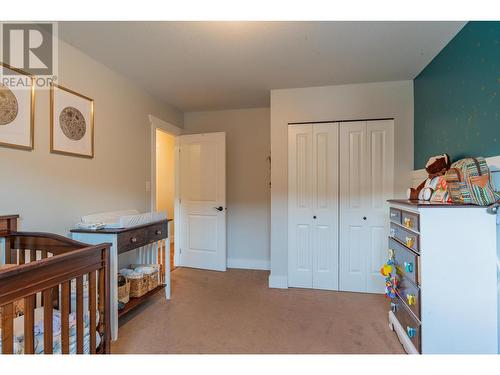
[
  {"left": 118, "top": 285, "right": 165, "bottom": 318},
  {"left": 71, "top": 219, "right": 172, "bottom": 341}
]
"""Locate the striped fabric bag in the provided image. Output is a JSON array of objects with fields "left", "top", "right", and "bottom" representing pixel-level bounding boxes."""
[{"left": 444, "top": 157, "right": 500, "bottom": 205}]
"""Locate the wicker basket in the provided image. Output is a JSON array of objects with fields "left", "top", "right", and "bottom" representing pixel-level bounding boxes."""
[
  {"left": 146, "top": 269, "right": 159, "bottom": 291},
  {"left": 128, "top": 273, "right": 148, "bottom": 298},
  {"left": 131, "top": 264, "right": 160, "bottom": 292},
  {"left": 117, "top": 275, "right": 130, "bottom": 304}
]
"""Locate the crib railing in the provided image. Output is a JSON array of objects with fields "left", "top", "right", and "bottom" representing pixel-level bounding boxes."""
[{"left": 0, "top": 232, "right": 111, "bottom": 354}]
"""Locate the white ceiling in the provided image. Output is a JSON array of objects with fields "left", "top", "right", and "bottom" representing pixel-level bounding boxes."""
[{"left": 59, "top": 21, "right": 466, "bottom": 112}]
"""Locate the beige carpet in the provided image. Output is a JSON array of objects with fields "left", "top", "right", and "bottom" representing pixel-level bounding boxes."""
[{"left": 112, "top": 268, "right": 405, "bottom": 354}]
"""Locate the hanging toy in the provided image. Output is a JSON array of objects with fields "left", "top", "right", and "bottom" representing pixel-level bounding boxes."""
[
  {"left": 380, "top": 261, "right": 392, "bottom": 276},
  {"left": 381, "top": 248, "right": 398, "bottom": 298},
  {"left": 384, "top": 284, "right": 396, "bottom": 299}
]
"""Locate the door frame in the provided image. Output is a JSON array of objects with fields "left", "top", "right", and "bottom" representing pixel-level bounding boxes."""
[{"left": 149, "top": 114, "right": 183, "bottom": 266}]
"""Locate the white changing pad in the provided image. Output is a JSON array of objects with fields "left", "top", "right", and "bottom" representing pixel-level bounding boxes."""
[{"left": 79, "top": 210, "right": 166, "bottom": 229}]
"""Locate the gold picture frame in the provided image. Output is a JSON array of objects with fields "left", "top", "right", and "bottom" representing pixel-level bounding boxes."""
[
  {"left": 50, "top": 83, "right": 94, "bottom": 158},
  {"left": 0, "top": 62, "right": 35, "bottom": 151}
]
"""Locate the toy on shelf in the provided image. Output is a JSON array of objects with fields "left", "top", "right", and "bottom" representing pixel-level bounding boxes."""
[{"left": 407, "top": 154, "right": 451, "bottom": 201}]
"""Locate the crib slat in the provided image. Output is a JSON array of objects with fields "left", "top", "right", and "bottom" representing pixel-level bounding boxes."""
[
  {"left": 38, "top": 251, "right": 48, "bottom": 306},
  {"left": 1, "top": 303, "right": 14, "bottom": 354},
  {"left": 10, "top": 248, "right": 17, "bottom": 265},
  {"left": 89, "top": 271, "right": 97, "bottom": 354},
  {"left": 24, "top": 295, "right": 36, "bottom": 354},
  {"left": 61, "top": 281, "right": 70, "bottom": 354},
  {"left": 52, "top": 285, "right": 60, "bottom": 310},
  {"left": 43, "top": 289, "right": 53, "bottom": 354},
  {"left": 98, "top": 266, "right": 105, "bottom": 351},
  {"left": 18, "top": 250, "right": 25, "bottom": 265},
  {"left": 76, "top": 276, "right": 84, "bottom": 354},
  {"left": 5, "top": 238, "right": 11, "bottom": 264}
]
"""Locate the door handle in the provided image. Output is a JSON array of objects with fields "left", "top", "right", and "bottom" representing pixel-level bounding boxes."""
[{"left": 214, "top": 206, "right": 224, "bottom": 212}]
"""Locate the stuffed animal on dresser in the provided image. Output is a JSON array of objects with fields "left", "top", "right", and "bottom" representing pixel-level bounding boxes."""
[{"left": 407, "top": 153, "right": 451, "bottom": 201}]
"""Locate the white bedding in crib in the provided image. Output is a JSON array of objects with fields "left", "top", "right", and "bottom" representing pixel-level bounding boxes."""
[
  {"left": 0, "top": 307, "right": 100, "bottom": 354},
  {"left": 79, "top": 210, "right": 166, "bottom": 229}
]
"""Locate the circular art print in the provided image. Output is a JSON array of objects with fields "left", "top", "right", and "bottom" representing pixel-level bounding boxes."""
[
  {"left": 59, "top": 106, "right": 87, "bottom": 141},
  {"left": 0, "top": 83, "right": 19, "bottom": 125}
]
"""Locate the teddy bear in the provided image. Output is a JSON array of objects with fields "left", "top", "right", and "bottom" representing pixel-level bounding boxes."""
[{"left": 407, "top": 153, "right": 451, "bottom": 201}]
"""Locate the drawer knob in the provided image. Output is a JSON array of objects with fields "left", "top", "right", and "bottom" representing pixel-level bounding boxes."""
[
  {"left": 404, "top": 261, "right": 414, "bottom": 273},
  {"left": 406, "top": 294, "right": 417, "bottom": 306},
  {"left": 156, "top": 230, "right": 162, "bottom": 235},
  {"left": 407, "top": 326, "right": 416, "bottom": 338},
  {"left": 130, "top": 237, "right": 137, "bottom": 244},
  {"left": 403, "top": 217, "right": 412, "bottom": 228},
  {"left": 405, "top": 237, "right": 414, "bottom": 248},
  {"left": 388, "top": 249, "right": 394, "bottom": 259}
]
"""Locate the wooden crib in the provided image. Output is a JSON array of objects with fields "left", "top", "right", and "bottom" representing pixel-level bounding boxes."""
[{"left": 0, "top": 215, "right": 111, "bottom": 354}]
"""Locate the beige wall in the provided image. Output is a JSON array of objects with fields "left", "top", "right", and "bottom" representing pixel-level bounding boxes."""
[
  {"left": 156, "top": 129, "right": 176, "bottom": 241},
  {"left": 183, "top": 108, "right": 271, "bottom": 270},
  {"left": 0, "top": 37, "right": 183, "bottom": 235},
  {"left": 270, "top": 81, "right": 414, "bottom": 288}
]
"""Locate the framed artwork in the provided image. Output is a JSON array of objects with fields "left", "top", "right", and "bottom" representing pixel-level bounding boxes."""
[
  {"left": 51, "top": 83, "right": 94, "bottom": 158},
  {"left": 0, "top": 63, "right": 35, "bottom": 150}
]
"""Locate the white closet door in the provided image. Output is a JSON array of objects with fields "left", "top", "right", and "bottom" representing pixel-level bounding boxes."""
[
  {"left": 311, "top": 123, "right": 339, "bottom": 290},
  {"left": 288, "top": 123, "right": 339, "bottom": 290},
  {"left": 365, "top": 120, "right": 394, "bottom": 293},
  {"left": 288, "top": 125, "right": 314, "bottom": 288},
  {"left": 339, "top": 121, "right": 368, "bottom": 292},
  {"left": 339, "top": 120, "right": 394, "bottom": 293}
]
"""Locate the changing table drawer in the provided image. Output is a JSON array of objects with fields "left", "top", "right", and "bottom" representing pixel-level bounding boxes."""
[
  {"left": 147, "top": 221, "right": 168, "bottom": 243},
  {"left": 117, "top": 221, "right": 168, "bottom": 254},
  {"left": 392, "top": 296, "right": 421, "bottom": 353},
  {"left": 390, "top": 223, "right": 419, "bottom": 253},
  {"left": 389, "top": 237, "right": 420, "bottom": 285},
  {"left": 118, "top": 228, "right": 147, "bottom": 254}
]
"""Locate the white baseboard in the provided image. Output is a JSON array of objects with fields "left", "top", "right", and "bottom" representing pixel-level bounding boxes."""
[
  {"left": 268, "top": 273, "right": 288, "bottom": 289},
  {"left": 227, "top": 258, "right": 270, "bottom": 271},
  {"left": 412, "top": 155, "right": 500, "bottom": 189}
]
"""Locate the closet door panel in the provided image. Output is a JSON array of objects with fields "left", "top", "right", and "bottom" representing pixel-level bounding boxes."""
[
  {"left": 340, "top": 121, "right": 368, "bottom": 292},
  {"left": 288, "top": 125, "right": 313, "bottom": 288},
  {"left": 366, "top": 120, "right": 394, "bottom": 293},
  {"left": 312, "top": 123, "right": 339, "bottom": 290}
]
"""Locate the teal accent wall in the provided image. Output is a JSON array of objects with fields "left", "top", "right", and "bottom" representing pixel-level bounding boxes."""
[{"left": 414, "top": 21, "right": 500, "bottom": 169}]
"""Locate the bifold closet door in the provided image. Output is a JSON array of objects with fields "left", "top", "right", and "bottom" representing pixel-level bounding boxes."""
[
  {"left": 339, "top": 120, "right": 394, "bottom": 293},
  {"left": 288, "top": 123, "right": 339, "bottom": 290}
]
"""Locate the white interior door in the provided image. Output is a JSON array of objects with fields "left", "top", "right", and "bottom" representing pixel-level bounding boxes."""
[
  {"left": 178, "top": 132, "right": 226, "bottom": 271},
  {"left": 339, "top": 120, "right": 394, "bottom": 293},
  {"left": 365, "top": 120, "right": 394, "bottom": 293},
  {"left": 288, "top": 123, "right": 339, "bottom": 290},
  {"left": 288, "top": 125, "right": 313, "bottom": 287}
]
